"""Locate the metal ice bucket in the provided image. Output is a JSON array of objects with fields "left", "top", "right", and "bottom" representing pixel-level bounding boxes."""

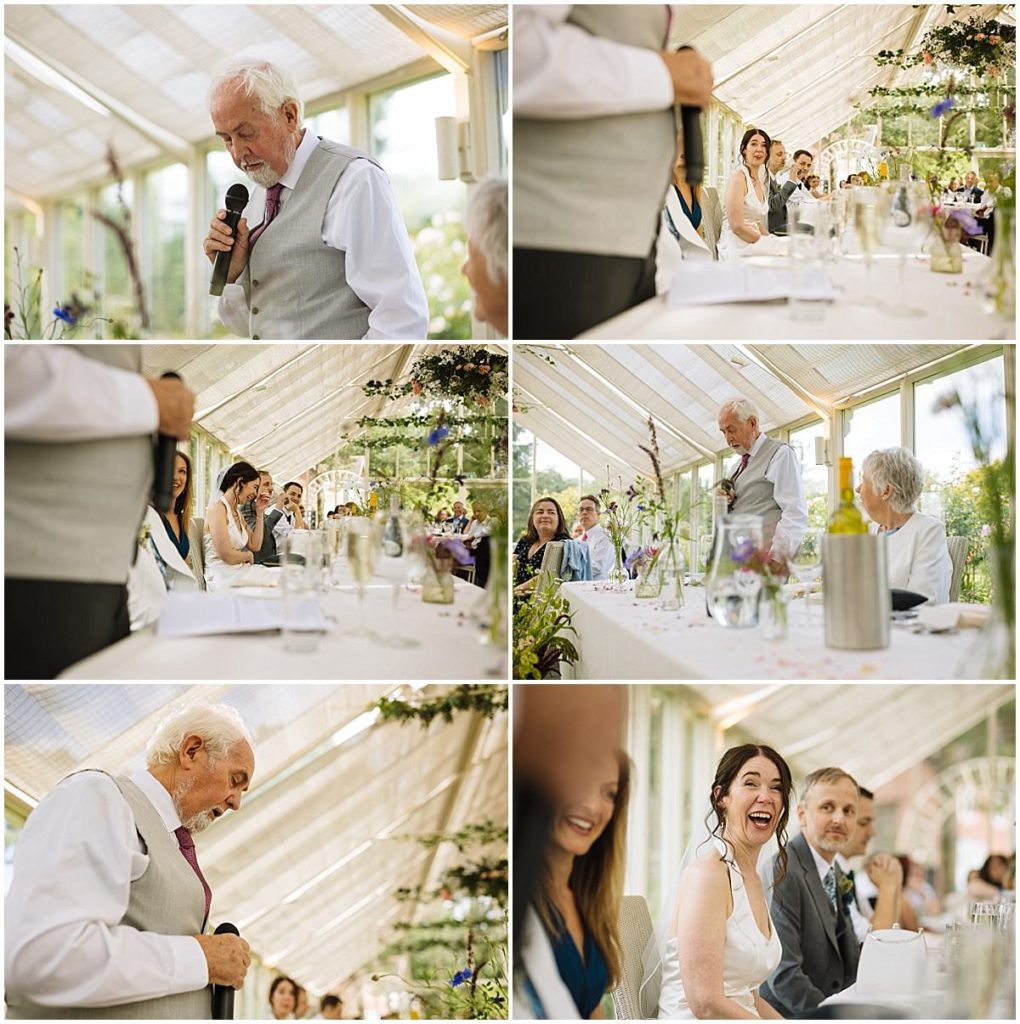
[{"left": 822, "top": 533, "right": 890, "bottom": 650}]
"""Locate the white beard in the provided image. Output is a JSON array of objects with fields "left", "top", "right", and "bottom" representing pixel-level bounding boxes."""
[
  {"left": 172, "top": 776, "right": 215, "bottom": 834},
  {"left": 241, "top": 135, "right": 297, "bottom": 189}
]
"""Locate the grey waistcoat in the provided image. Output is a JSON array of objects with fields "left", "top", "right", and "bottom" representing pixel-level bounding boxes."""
[
  {"left": 7, "top": 772, "right": 210, "bottom": 1020},
  {"left": 240, "top": 137, "right": 381, "bottom": 339},
  {"left": 514, "top": 5, "right": 677, "bottom": 257},
  {"left": 5, "top": 346, "right": 152, "bottom": 584},
  {"left": 731, "top": 436, "right": 789, "bottom": 547}
]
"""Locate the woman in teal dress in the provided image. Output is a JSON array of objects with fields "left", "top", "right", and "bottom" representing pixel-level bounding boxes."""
[{"left": 532, "top": 745, "right": 631, "bottom": 1017}]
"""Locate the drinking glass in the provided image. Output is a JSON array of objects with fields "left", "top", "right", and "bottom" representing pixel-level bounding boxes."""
[
  {"left": 280, "top": 530, "right": 324, "bottom": 653},
  {"left": 345, "top": 518, "right": 375, "bottom": 634},
  {"left": 788, "top": 204, "right": 833, "bottom": 322},
  {"left": 372, "top": 508, "right": 422, "bottom": 647},
  {"left": 881, "top": 179, "right": 931, "bottom": 317},
  {"left": 853, "top": 187, "right": 884, "bottom": 304},
  {"left": 705, "top": 514, "right": 764, "bottom": 629},
  {"left": 789, "top": 528, "right": 823, "bottom": 627}
]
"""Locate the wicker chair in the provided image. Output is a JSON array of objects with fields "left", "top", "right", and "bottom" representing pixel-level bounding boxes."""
[
  {"left": 611, "top": 894, "right": 659, "bottom": 1019},
  {"left": 946, "top": 535, "right": 970, "bottom": 603}
]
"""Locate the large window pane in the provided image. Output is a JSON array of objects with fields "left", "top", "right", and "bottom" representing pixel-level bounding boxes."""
[
  {"left": 696, "top": 463, "right": 716, "bottom": 572},
  {"left": 306, "top": 105, "right": 349, "bottom": 145},
  {"left": 369, "top": 74, "right": 468, "bottom": 340},
  {"left": 534, "top": 438, "right": 580, "bottom": 525},
  {"left": 144, "top": 163, "right": 187, "bottom": 336},
  {"left": 789, "top": 421, "right": 829, "bottom": 526},
  {"left": 842, "top": 392, "right": 901, "bottom": 475},
  {"left": 97, "top": 181, "right": 135, "bottom": 334},
  {"left": 58, "top": 198, "right": 86, "bottom": 307},
  {"left": 914, "top": 355, "right": 1007, "bottom": 603}
]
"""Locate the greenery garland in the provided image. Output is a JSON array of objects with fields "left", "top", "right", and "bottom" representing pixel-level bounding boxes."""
[
  {"left": 410, "top": 820, "right": 509, "bottom": 852},
  {"left": 363, "top": 347, "right": 508, "bottom": 407},
  {"left": 875, "top": 11, "right": 1014, "bottom": 75},
  {"left": 374, "top": 684, "right": 509, "bottom": 726}
]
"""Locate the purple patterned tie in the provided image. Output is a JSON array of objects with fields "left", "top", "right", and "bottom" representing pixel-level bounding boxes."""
[
  {"left": 174, "top": 825, "right": 212, "bottom": 927},
  {"left": 248, "top": 183, "right": 283, "bottom": 248},
  {"left": 732, "top": 452, "right": 751, "bottom": 481}
]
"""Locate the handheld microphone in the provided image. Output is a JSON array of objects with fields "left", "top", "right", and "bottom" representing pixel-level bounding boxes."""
[
  {"left": 677, "top": 45, "right": 705, "bottom": 187},
  {"left": 211, "top": 922, "right": 239, "bottom": 1020},
  {"left": 153, "top": 371, "right": 182, "bottom": 513},
  {"left": 209, "top": 184, "right": 250, "bottom": 296}
]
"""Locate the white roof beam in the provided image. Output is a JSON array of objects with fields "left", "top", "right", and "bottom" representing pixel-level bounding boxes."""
[{"left": 372, "top": 4, "right": 472, "bottom": 74}]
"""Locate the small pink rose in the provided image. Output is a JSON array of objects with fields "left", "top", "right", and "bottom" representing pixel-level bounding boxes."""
[
  {"left": 989, "top": 35, "right": 1001, "bottom": 44},
  {"left": 988, "top": 65, "right": 1000, "bottom": 77},
  {"left": 412, "top": 380, "right": 422, "bottom": 396},
  {"left": 477, "top": 396, "right": 490, "bottom": 408},
  {"left": 923, "top": 50, "right": 933, "bottom": 65},
  {"left": 974, "top": 33, "right": 986, "bottom": 41}
]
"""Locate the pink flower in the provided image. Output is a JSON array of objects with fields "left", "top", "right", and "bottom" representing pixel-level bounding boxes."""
[
  {"left": 477, "top": 395, "right": 490, "bottom": 408},
  {"left": 478, "top": 364, "right": 491, "bottom": 375},
  {"left": 412, "top": 380, "right": 422, "bottom": 396},
  {"left": 974, "top": 33, "right": 986, "bottom": 41},
  {"left": 463, "top": 362, "right": 476, "bottom": 370},
  {"left": 988, "top": 65, "right": 1000, "bottom": 77},
  {"left": 989, "top": 34, "right": 1001, "bottom": 44},
  {"left": 923, "top": 50, "right": 933, "bottom": 65}
]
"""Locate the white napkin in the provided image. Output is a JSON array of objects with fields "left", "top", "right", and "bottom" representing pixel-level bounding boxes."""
[
  {"left": 915, "top": 602, "right": 990, "bottom": 631},
  {"left": 667, "top": 263, "right": 837, "bottom": 306},
  {"left": 157, "top": 592, "right": 330, "bottom": 637}
]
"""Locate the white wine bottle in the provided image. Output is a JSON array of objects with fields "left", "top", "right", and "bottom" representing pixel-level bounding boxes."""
[{"left": 827, "top": 457, "right": 868, "bottom": 534}]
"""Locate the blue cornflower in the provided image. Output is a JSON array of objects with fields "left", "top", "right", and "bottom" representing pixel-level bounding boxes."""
[
  {"left": 428, "top": 424, "right": 450, "bottom": 446},
  {"left": 53, "top": 306, "right": 76, "bottom": 326},
  {"left": 731, "top": 538, "right": 756, "bottom": 564},
  {"left": 930, "top": 96, "right": 955, "bottom": 118},
  {"left": 449, "top": 968, "right": 473, "bottom": 988}
]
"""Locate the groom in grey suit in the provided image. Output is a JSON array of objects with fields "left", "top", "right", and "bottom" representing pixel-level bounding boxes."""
[{"left": 760, "top": 767, "right": 862, "bottom": 1016}]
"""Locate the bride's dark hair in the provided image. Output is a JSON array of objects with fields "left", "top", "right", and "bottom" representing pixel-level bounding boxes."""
[{"left": 704, "top": 743, "right": 793, "bottom": 887}]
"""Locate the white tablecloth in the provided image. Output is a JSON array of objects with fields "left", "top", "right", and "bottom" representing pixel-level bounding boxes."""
[
  {"left": 582, "top": 246, "right": 1012, "bottom": 341},
  {"left": 61, "top": 578, "right": 504, "bottom": 679},
  {"left": 560, "top": 582, "right": 977, "bottom": 680}
]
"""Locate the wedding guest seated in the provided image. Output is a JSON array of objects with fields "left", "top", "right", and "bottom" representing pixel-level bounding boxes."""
[
  {"left": 970, "top": 853, "right": 1010, "bottom": 898},
  {"left": 343, "top": 501, "right": 360, "bottom": 516},
  {"left": 128, "top": 451, "right": 201, "bottom": 629},
  {"left": 320, "top": 994, "right": 344, "bottom": 1019},
  {"left": 975, "top": 170, "right": 1011, "bottom": 253},
  {"left": 533, "top": 743, "right": 630, "bottom": 1020},
  {"left": 656, "top": 130, "right": 721, "bottom": 291},
  {"left": 449, "top": 500, "right": 470, "bottom": 533},
  {"left": 571, "top": 521, "right": 584, "bottom": 540},
  {"left": 268, "top": 975, "right": 299, "bottom": 1019},
  {"left": 848, "top": 173, "right": 863, "bottom": 187},
  {"left": 806, "top": 174, "right": 823, "bottom": 198},
  {"left": 463, "top": 501, "right": 493, "bottom": 550},
  {"left": 856, "top": 447, "right": 951, "bottom": 604},
  {"left": 436, "top": 507, "right": 451, "bottom": 527},
  {"left": 203, "top": 461, "right": 270, "bottom": 590},
  {"left": 576, "top": 495, "right": 614, "bottom": 581},
  {"left": 718, "top": 127, "right": 771, "bottom": 258},
  {"left": 462, "top": 176, "right": 508, "bottom": 337},
  {"left": 514, "top": 497, "right": 570, "bottom": 593},
  {"left": 956, "top": 170, "right": 983, "bottom": 204}
]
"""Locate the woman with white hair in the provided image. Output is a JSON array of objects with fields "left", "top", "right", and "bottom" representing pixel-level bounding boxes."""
[
  {"left": 856, "top": 447, "right": 952, "bottom": 604},
  {"left": 463, "top": 177, "right": 508, "bottom": 336}
]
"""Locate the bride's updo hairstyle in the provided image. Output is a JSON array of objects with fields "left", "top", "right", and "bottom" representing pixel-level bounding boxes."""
[
  {"left": 738, "top": 126, "right": 771, "bottom": 165},
  {"left": 705, "top": 743, "right": 793, "bottom": 887}
]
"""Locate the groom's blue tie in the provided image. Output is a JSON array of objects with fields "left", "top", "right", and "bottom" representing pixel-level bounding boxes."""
[{"left": 823, "top": 866, "right": 838, "bottom": 915}]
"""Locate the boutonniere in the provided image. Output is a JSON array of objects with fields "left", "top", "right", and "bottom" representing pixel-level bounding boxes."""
[
  {"left": 838, "top": 873, "right": 855, "bottom": 911},
  {"left": 138, "top": 523, "right": 152, "bottom": 547}
]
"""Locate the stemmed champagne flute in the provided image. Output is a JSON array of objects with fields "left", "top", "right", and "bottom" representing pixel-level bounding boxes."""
[
  {"left": 789, "top": 528, "right": 823, "bottom": 627},
  {"left": 345, "top": 518, "right": 374, "bottom": 635},
  {"left": 853, "top": 187, "right": 883, "bottom": 305}
]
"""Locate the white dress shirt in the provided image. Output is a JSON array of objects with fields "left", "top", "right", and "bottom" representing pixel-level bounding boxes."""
[
  {"left": 463, "top": 516, "right": 494, "bottom": 548},
  {"left": 874, "top": 513, "right": 952, "bottom": 604},
  {"left": 218, "top": 129, "right": 429, "bottom": 340},
  {"left": 5, "top": 347, "right": 157, "bottom": 442},
  {"left": 836, "top": 852, "right": 872, "bottom": 943},
  {"left": 582, "top": 522, "right": 614, "bottom": 581},
  {"left": 729, "top": 432, "right": 808, "bottom": 558},
  {"left": 5, "top": 769, "right": 209, "bottom": 1008},
  {"left": 777, "top": 171, "right": 809, "bottom": 208},
  {"left": 514, "top": 5, "right": 674, "bottom": 119}
]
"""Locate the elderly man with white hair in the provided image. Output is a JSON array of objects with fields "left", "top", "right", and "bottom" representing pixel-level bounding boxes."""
[
  {"left": 463, "top": 177, "right": 508, "bottom": 336},
  {"left": 5, "top": 702, "right": 255, "bottom": 1018},
  {"left": 856, "top": 447, "right": 952, "bottom": 604},
  {"left": 717, "top": 398, "right": 808, "bottom": 570},
  {"left": 203, "top": 57, "right": 428, "bottom": 340}
]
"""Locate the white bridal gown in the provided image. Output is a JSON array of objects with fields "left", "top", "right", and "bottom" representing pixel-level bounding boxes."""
[
  {"left": 203, "top": 495, "right": 250, "bottom": 591},
  {"left": 717, "top": 165, "right": 769, "bottom": 260},
  {"left": 657, "top": 854, "right": 782, "bottom": 1018}
]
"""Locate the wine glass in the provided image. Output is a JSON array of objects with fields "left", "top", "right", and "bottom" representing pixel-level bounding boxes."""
[
  {"left": 880, "top": 179, "right": 931, "bottom": 317},
  {"left": 853, "top": 187, "right": 883, "bottom": 304},
  {"left": 280, "top": 530, "right": 324, "bottom": 653},
  {"left": 345, "top": 518, "right": 375, "bottom": 634},
  {"left": 372, "top": 507, "right": 422, "bottom": 647},
  {"left": 789, "top": 528, "right": 823, "bottom": 627}
]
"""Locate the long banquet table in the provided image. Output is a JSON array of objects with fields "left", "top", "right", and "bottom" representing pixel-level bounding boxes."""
[
  {"left": 61, "top": 574, "right": 503, "bottom": 680},
  {"left": 559, "top": 581, "right": 977, "bottom": 680},
  {"left": 581, "top": 242, "right": 1012, "bottom": 341}
]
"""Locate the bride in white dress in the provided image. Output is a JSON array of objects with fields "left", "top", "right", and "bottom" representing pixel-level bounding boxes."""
[
  {"left": 645, "top": 744, "right": 792, "bottom": 1019},
  {"left": 203, "top": 461, "right": 269, "bottom": 591},
  {"left": 717, "top": 128, "right": 772, "bottom": 260}
]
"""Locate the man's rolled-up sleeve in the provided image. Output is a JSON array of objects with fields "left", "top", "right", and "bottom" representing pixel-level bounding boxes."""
[
  {"left": 324, "top": 161, "right": 429, "bottom": 339},
  {"left": 4, "top": 773, "right": 208, "bottom": 1008},
  {"left": 5, "top": 347, "right": 157, "bottom": 442}
]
